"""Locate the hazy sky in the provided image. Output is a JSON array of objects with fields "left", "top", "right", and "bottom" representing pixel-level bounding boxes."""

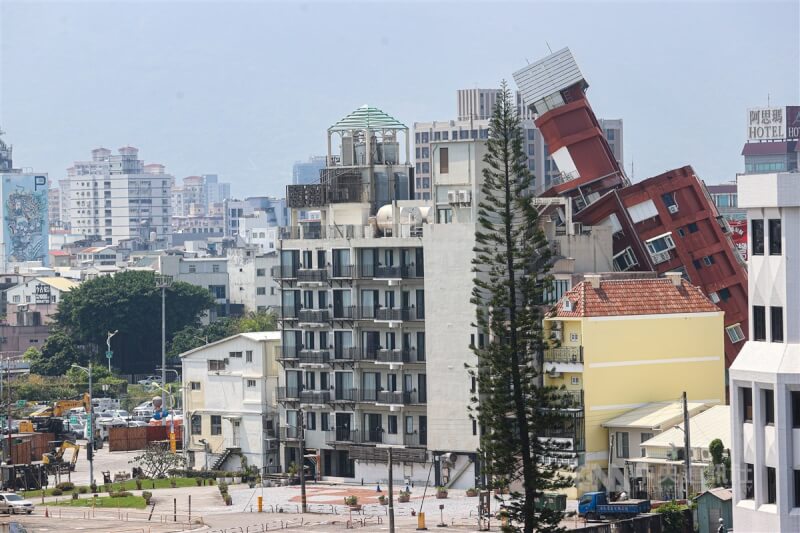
[{"left": 1, "top": 0, "right": 798, "bottom": 197}]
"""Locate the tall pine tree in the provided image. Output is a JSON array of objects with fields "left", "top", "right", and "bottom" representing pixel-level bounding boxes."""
[{"left": 471, "top": 82, "right": 573, "bottom": 533}]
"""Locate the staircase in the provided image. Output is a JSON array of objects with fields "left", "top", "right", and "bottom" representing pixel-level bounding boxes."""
[{"left": 211, "top": 447, "right": 240, "bottom": 471}]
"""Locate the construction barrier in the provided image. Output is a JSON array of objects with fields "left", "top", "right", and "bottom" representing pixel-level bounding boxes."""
[{"left": 108, "top": 426, "right": 147, "bottom": 452}]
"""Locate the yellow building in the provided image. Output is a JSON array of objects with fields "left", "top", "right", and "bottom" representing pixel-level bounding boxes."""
[{"left": 543, "top": 272, "right": 725, "bottom": 495}]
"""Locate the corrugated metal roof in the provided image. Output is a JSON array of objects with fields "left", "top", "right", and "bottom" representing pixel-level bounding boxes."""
[
  {"left": 36, "top": 276, "right": 79, "bottom": 292},
  {"left": 641, "top": 405, "right": 730, "bottom": 449},
  {"left": 602, "top": 401, "right": 707, "bottom": 430},
  {"left": 513, "top": 47, "right": 585, "bottom": 106},
  {"left": 329, "top": 105, "right": 407, "bottom": 132},
  {"left": 741, "top": 141, "right": 794, "bottom": 156}
]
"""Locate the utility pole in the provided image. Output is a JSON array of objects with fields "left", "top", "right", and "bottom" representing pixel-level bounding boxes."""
[
  {"left": 388, "top": 446, "right": 395, "bottom": 533},
  {"left": 72, "top": 362, "right": 94, "bottom": 487},
  {"left": 298, "top": 408, "right": 307, "bottom": 513},
  {"left": 106, "top": 330, "right": 118, "bottom": 373},
  {"left": 155, "top": 275, "right": 172, "bottom": 426},
  {"left": 682, "top": 391, "right": 692, "bottom": 499}
]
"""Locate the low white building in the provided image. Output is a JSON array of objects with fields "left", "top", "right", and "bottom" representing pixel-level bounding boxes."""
[
  {"left": 5, "top": 276, "right": 79, "bottom": 325},
  {"left": 730, "top": 172, "right": 800, "bottom": 532},
  {"left": 181, "top": 332, "right": 281, "bottom": 474}
]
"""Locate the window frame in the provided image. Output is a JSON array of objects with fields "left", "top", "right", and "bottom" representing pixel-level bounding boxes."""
[
  {"left": 439, "top": 147, "right": 449, "bottom": 174},
  {"left": 771, "top": 306, "right": 784, "bottom": 342},
  {"left": 211, "top": 415, "right": 222, "bottom": 435},
  {"left": 753, "top": 305, "right": 766, "bottom": 341},
  {"left": 751, "top": 219, "right": 764, "bottom": 256},
  {"left": 768, "top": 219, "right": 781, "bottom": 255}
]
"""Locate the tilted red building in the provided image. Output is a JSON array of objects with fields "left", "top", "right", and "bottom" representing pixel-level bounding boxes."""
[{"left": 514, "top": 48, "right": 748, "bottom": 365}]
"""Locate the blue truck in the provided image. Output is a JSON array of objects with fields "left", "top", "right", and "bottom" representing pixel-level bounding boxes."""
[{"left": 578, "top": 492, "right": 651, "bottom": 520}]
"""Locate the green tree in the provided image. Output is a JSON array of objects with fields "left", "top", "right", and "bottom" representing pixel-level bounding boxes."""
[
  {"left": 235, "top": 310, "right": 277, "bottom": 333},
  {"left": 704, "top": 438, "right": 731, "bottom": 488},
  {"left": 470, "top": 83, "right": 571, "bottom": 533},
  {"left": 25, "top": 332, "right": 85, "bottom": 376},
  {"left": 167, "top": 310, "right": 277, "bottom": 358},
  {"left": 54, "top": 271, "right": 214, "bottom": 373},
  {"left": 655, "top": 500, "right": 690, "bottom": 533}
]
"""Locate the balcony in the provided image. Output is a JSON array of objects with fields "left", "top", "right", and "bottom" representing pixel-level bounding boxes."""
[
  {"left": 277, "top": 387, "right": 300, "bottom": 402},
  {"left": 332, "top": 305, "right": 356, "bottom": 320},
  {"left": 403, "top": 431, "right": 428, "bottom": 448},
  {"left": 277, "top": 346, "right": 300, "bottom": 362},
  {"left": 298, "top": 309, "right": 331, "bottom": 324},
  {"left": 356, "top": 306, "right": 376, "bottom": 320},
  {"left": 299, "top": 390, "right": 330, "bottom": 404},
  {"left": 355, "top": 390, "right": 425, "bottom": 406},
  {"left": 354, "top": 346, "right": 379, "bottom": 363},
  {"left": 360, "top": 264, "right": 423, "bottom": 280},
  {"left": 375, "top": 307, "right": 408, "bottom": 322},
  {"left": 298, "top": 349, "right": 331, "bottom": 365},
  {"left": 330, "top": 387, "right": 357, "bottom": 402},
  {"left": 271, "top": 265, "right": 298, "bottom": 279},
  {"left": 280, "top": 306, "right": 300, "bottom": 320},
  {"left": 331, "top": 347, "right": 357, "bottom": 364},
  {"left": 326, "top": 428, "right": 358, "bottom": 444},
  {"left": 280, "top": 426, "right": 301, "bottom": 441},
  {"left": 543, "top": 346, "right": 583, "bottom": 364},
  {"left": 551, "top": 389, "right": 584, "bottom": 409},
  {"left": 297, "top": 268, "right": 328, "bottom": 283},
  {"left": 539, "top": 411, "right": 585, "bottom": 452},
  {"left": 331, "top": 264, "right": 354, "bottom": 279}
]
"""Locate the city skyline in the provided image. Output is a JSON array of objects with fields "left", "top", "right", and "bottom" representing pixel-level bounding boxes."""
[{"left": 1, "top": 0, "right": 798, "bottom": 197}]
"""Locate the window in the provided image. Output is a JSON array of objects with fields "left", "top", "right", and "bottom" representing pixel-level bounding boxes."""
[
  {"left": 726, "top": 324, "right": 745, "bottom": 343},
  {"left": 209, "top": 285, "right": 226, "bottom": 299},
  {"left": 615, "top": 432, "right": 630, "bottom": 458},
  {"left": 771, "top": 306, "right": 784, "bottom": 342},
  {"left": 793, "top": 391, "right": 800, "bottom": 429},
  {"left": 661, "top": 192, "right": 677, "bottom": 210},
  {"left": 767, "top": 466, "right": 776, "bottom": 504},
  {"left": 437, "top": 208, "right": 452, "bottom": 224},
  {"left": 703, "top": 255, "right": 715, "bottom": 266},
  {"left": 645, "top": 233, "right": 675, "bottom": 255},
  {"left": 752, "top": 219, "right": 764, "bottom": 255},
  {"left": 229, "top": 351, "right": 243, "bottom": 358},
  {"left": 753, "top": 305, "right": 766, "bottom": 341},
  {"left": 687, "top": 222, "right": 699, "bottom": 233},
  {"left": 693, "top": 259, "right": 703, "bottom": 270},
  {"left": 321, "top": 413, "right": 329, "bottom": 431},
  {"left": 211, "top": 415, "right": 222, "bottom": 435},
  {"left": 745, "top": 463, "right": 754, "bottom": 499},
  {"left": 612, "top": 247, "right": 638, "bottom": 272},
  {"left": 388, "top": 415, "right": 398, "bottom": 434},
  {"left": 306, "top": 412, "right": 316, "bottom": 431},
  {"left": 190, "top": 381, "right": 201, "bottom": 391},
  {"left": 421, "top": 162, "right": 429, "bottom": 174},
  {"left": 718, "top": 287, "right": 731, "bottom": 301},
  {"left": 405, "top": 416, "right": 414, "bottom": 434},
  {"left": 795, "top": 470, "right": 800, "bottom": 508},
  {"left": 442, "top": 131, "right": 448, "bottom": 141},
  {"left": 256, "top": 268, "right": 265, "bottom": 277},
  {"left": 439, "top": 148, "right": 449, "bottom": 174},
  {"left": 257, "top": 287, "right": 266, "bottom": 295},
  {"left": 742, "top": 387, "right": 753, "bottom": 422},
  {"left": 191, "top": 415, "right": 201, "bottom": 435},
  {"left": 677, "top": 228, "right": 685, "bottom": 237},
  {"left": 764, "top": 388, "right": 775, "bottom": 425},
  {"left": 640, "top": 433, "right": 654, "bottom": 456},
  {"left": 246, "top": 350, "right": 253, "bottom": 363},
  {"left": 247, "top": 379, "right": 256, "bottom": 388},
  {"left": 768, "top": 219, "right": 781, "bottom": 255},
  {"left": 12, "top": 295, "right": 19, "bottom": 303},
  {"left": 571, "top": 376, "right": 580, "bottom": 385},
  {"left": 188, "top": 264, "right": 197, "bottom": 274},
  {"left": 527, "top": 129, "right": 536, "bottom": 141},
  {"left": 606, "top": 129, "right": 616, "bottom": 141},
  {"left": 213, "top": 264, "right": 221, "bottom": 274},
  {"left": 208, "top": 359, "right": 227, "bottom": 371}
]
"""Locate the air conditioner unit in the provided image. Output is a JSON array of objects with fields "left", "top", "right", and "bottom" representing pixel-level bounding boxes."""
[
  {"left": 17, "top": 304, "right": 28, "bottom": 312},
  {"left": 668, "top": 204, "right": 679, "bottom": 214},
  {"left": 709, "top": 292, "right": 720, "bottom": 304},
  {"left": 458, "top": 190, "right": 472, "bottom": 204},
  {"left": 447, "top": 190, "right": 457, "bottom": 204}
]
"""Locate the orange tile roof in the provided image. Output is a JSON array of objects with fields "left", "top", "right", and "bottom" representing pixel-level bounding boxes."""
[{"left": 548, "top": 278, "right": 720, "bottom": 318}]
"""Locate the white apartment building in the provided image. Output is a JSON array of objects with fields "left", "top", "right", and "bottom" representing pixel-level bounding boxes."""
[
  {"left": 228, "top": 247, "right": 280, "bottom": 313},
  {"left": 729, "top": 172, "right": 800, "bottom": 532},
  {"left": 224, "top": 197, "right": 287, "bottom": 237},
  {"left": 66, "top": 147, "right": 173, "bottom": 247},
  {"left": 182, "top": 332, "right": 281, "bottom": 473},
  {"left": 413, "top": 90, "right": 623, "bottom": 200}
]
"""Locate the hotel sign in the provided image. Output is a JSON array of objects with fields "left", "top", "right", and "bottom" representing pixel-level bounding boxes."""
[
  {"left": 747, "top": 107, "right": 784, "bottom": 141},
  {"left": 786, "top": 106, "right": 800, "bottom": 139}
]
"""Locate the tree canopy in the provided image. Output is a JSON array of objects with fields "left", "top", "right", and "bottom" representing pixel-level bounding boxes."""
[
  {"left": 53, "top": 270, "right": 215, "bottom": 373},
  {"left": 167, "top": 310, "right": 277, "bottom": 359}
]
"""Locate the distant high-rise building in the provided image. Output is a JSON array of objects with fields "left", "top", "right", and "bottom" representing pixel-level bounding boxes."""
[
  {"left": 171, "top": 173, "right": 231, "bottom": 218},
  {"left": 223, "top": 196, "right": 287, "bottom": 237},
  {"left": 66, "top": 147, "right": 172, "bottom": 247},
  {"left": 292, "top": 156, "right": 326, "bottom": 185},
  {"left": 457, "top": 88, "right": 500, "bottom": 120},
  {"left": 47, "top": 187, "right": 61, "bottom": 228}
]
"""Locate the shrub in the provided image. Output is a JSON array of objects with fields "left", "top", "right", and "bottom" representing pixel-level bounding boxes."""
[
  {"left": 224, "top": 494, "right": 232, "bottom": 506},
  {"left": 110, "top": 491, "right": 133, "bottom": 498},
  {"left": 56, "top": 482, "right": 75, "bottom": 491},
  {"left": 142, "top": 491, "right": 153, "bottom": 504},
  {"left": 78, "top": 487, "right": 89, "bottom": 494},
  {"left": 51, "top": 488, "right": 63, "bottom": 496},
  {"left": 218, "top": 482, "right": 228, "bottom": 493},
  {"left": 90, "top": 483, "right": 98, "bottom": 494},
  {"left": 195, "top": 478, "right": 203, "bottom": 486},
  {"left": 656, "top": 501, "right": 689, "bottom": 533},
  {"left": 71, "top": 492, "right": 79, "bottom": 500},
  {"left": 170, "top": 479, "right": 177, "bottom": 488},
  {"left": 135, "top": 479, "right": 143, "bottom": 490},
  {"left": 344, "top": 495, "right": 358, "bottom": 506}
]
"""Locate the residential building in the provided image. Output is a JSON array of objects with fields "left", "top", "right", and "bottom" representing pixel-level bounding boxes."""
[
  {"left": 602, "top": 400, "right": 709, "bottom": 495},
  {"left": 0, "top": 130, "right": 11, "bottom": 172},
  {"left": 75, "top": 245, "right": 129, "bottom": 268},
  {"left": 5, "top": 276, "right": 79, "bottom": 326},
  {"left": 171, "top": 174, "right": 231, "bottom": 219},
  {"left": 510, "top": 48, "right": 749, "bottom": 366},
  {"left": 544, "top": 273, "right": 726, "bottom": 496},
  {"left": 414, "top": 88, "right": 623, "bottom": 200},
  {"left": 292, "top": 156, "right": 327, "bottom": 185},
  {"left": 223, "top": 197, "right": 287, "bottom": 238},
  {"left": 228, "top": 247, "right": 280, "bottom": 313},
  {"left": 729, "top": 172, "right": 800, "bottom": 532},
  {"left": 181, "top": 332, "right": 282, "bottom": 474},
  {"left": 634, "top": 405, "right": 731, "bottom": 500},
  {"left": 204, "top": 174, "right": 231, "bottom": 207},
  {"left": 707, "top": 183, "right": 745, "bottom": 222},
  {"left": 58, "top": 179, "right": 71, "bottom": 229},
  {"left": 66, "top": 147, "right": 173, "bottom": 247},
  {"left": 48, "top": 187, "right": 61, "bottom": 229}
]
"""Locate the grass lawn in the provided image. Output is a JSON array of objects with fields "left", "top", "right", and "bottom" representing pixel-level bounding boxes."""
[
  {"left": 50, "top": 495, "right": 147, "bottom": 509},
  {"left": 23, "top": 476, "right": 202, "bottom": 498}
]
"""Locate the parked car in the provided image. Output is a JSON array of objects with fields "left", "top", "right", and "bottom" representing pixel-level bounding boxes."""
[
  {"left": 0, "top": 493, "right": 35, "bottom": 514},
  {"left": 137, "top": 376, "right": 162, "bottom": 386}
]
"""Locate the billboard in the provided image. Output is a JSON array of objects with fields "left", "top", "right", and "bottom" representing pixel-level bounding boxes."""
[
  {"left": 747, "top": 107, "right": 785, "bottom": 141},
  {"left": 3, "top": 174, "right": 48, "bottom": 265},
  {"left": 786, "top": 106, "right": 800, "bottom": 139},
  {"left": 729, "top": 219, "right": 748, "bottom": 262}
]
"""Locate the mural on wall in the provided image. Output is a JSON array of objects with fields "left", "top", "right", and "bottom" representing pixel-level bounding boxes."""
[{"left": 3, "top": 175, "right": 48, "bottom": 264}]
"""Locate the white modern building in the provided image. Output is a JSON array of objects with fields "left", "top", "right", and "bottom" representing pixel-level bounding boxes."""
[
  {"left": 181, "top": 332, "right": 282, "bottom": 474},
  {"left": 729, "top": 171, "right": 800, "bottom": 532},
  {"left": 66, "top": 147, "right": 173, "bottom": 247},
  {"left": 228, "top": 247, "right": 280, "bottom": 313}
]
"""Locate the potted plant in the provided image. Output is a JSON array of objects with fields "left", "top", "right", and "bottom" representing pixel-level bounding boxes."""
[
  {"left": 398, "top": 490, "right": 411, "bottom": 503},
  {"left": 378, "top": 494, "right": 387, "bottom": 505},
  {"left": 436, "top": 486, "right": 448, "bottom": 499},
  {"left": 344, "top": 495, "right": 361, "bottom": 510},
  {"left": 466, "top": 487, "right": 478, "bottom": 497},
  {"left": 287, "top": 462, "right": 299, "bottom": 485}
]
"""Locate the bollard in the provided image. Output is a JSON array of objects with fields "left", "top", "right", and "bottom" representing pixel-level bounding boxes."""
[
  {"left": 416, "top": 511, "right": 427, "bottom": 530},
  {"left": 258, "top": 495, "right": 263, "bottom": 513}
]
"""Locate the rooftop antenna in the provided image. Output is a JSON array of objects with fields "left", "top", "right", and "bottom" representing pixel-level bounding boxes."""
[
  {"left": 767, "top": 93, "right": 770, "bottom": 107},
  {"left": 630, "top": 158, "right": 635, "bottom": 181},
  {"left": 546, "top": 41, "right": 553, "bottom": 54}
]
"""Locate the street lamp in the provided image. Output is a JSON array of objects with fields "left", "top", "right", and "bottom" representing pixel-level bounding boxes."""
[
  {"left": 106, "top": 330, "right": 118, "bottom": 373},
  {"left": 71, "top": 362, "right": 94, "bottom": 487},
  {"left": 155, "top": 274, "right": 173, "bottom": 427}
]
